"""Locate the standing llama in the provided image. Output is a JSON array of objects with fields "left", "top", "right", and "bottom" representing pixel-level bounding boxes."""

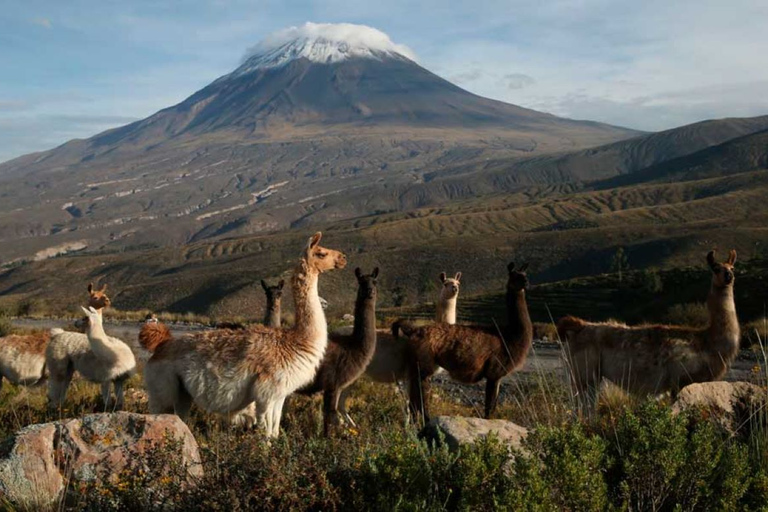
[
  {"left": 297, "top": 267, "right": 379, "bottom": 435},
  {"left": 47, "top": 306, "right": 137, "bottom": 410},
  {"left": 261, "top": 279, "right": 285, "bottom": 327},
  {"left": 436, "top": 272, "right": 461, "bottom": 324},
  {"left": 362, "top": 271, "right": 463, "bottom": 387},
  {"left": 558, "top": 250, "right": 740, "bottom": 397},
  {"left": 139, "top": 232, "right": 347, "bottom": 437},
  {"left": 0, "top": 283, "right": 112, "bottom": 392},
  {"left": 401, "top": 262, "right": 532, "bottom": 421}
]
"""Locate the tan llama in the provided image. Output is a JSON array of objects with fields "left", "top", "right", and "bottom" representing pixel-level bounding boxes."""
[
  {"left": 558, "top": 250, "right": 740, "bottom": 397},
  {"left": 401, "top": 262, "right": 532, "bottom": 421},
  {"left": 139, "top": 232, "right": 347, "bottom": 437},
  {"left": 261, "top": 279, "right": 285, "bottom": 327},
  {"left": 0, "top": 283, "right": 111, "bottom": 393}
]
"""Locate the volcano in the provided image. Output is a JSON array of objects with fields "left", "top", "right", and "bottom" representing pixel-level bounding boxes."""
[{"left": 0, "top": 22, "right": 638, "bottom": 263}]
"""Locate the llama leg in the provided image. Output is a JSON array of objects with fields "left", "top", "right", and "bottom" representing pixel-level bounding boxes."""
[
  {"left": 408, "top": 362, "right": 431, "bottom": 423},
  {"left": 47, "top": 366, "right": 74, "bottom": 410},
  {"left": 173, "top": 385, "right": 193, "bottom": 421},
  {"left": 484, "top": 378, "right": 501, "bottom": 419},
  {"left": 323, "top": 388, "right": 342, "bottom": 437},
  {"left": 338, "top": 387, "right": 356, "bottom": 427},
  {"left": 269, "top": 398, "right": 286, "bottom": 438},
  {"left": 255, "top": 401, "right": 269, "bottom": 434},
  {"left": 113, "top": 379, "right": 126, "bottom": 411},
  {"left": 101, "top": 381, "right": 112, "bottom": 410}
]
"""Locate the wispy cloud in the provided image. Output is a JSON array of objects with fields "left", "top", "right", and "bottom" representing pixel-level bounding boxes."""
[{"left": 30, "top": 17, "right": 52, "bottom": 29}]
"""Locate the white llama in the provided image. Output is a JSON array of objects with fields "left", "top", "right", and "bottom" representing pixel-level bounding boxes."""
[{"left": 46, "top": 306, "right": 137, "bottom": 410}]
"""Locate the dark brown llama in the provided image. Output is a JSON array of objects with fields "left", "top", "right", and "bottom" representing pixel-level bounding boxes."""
[
  {"left": 558, "top": 249, "right": 740, "bottom": 397},
  {"left": 400, "top": 262, "right": 532, "bottom": 421},
  {"left": 261, "top": 279, "right": 285, "bottom": 328},
  {"left": 297, "top": 267, "right": 379, "bottom": 436}
]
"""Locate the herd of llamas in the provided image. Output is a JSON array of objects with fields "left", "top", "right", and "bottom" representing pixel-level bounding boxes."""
[{"left": 0, "top": 232, "right": 742, "bottom": 438}]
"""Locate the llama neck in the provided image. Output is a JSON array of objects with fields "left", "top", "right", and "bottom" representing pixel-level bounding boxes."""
[
  {"left": 436, "top": 296, "right": 457, "bottom": 324},
  {"left": 265, "top": 300, "right": 281, "bottom": 328},
  {"left": 292, "top": 261, "right": 326, "bottom": 343},
  {"left": 352, "top": 291, "right": 377, "bottom": 351},
  {"left": 86, "top": 322, "right": 120, "bottom": 362},
  {"left": 706, "top": 284, "right": 740, "bottom": 355},
  {"left": 503, "top": 289, "right": 533, "bottom": 363}
]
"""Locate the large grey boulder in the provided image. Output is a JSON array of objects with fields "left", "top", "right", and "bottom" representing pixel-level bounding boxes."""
[
  {"left": 421, "top": 416, "right": 529, "bottom": 451},
  {"left": 0, "top": 412, "right": 201, "bottom": 509}
]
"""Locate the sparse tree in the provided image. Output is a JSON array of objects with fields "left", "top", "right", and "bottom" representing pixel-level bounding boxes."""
[{"left": 610, "top": 247, "right": 630, "bottom": 283}]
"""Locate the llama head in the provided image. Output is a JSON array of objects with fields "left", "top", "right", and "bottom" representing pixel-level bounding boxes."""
[
  {"left": 304, "top": 232, "right": 347, "bottom": 274},
  {"left": 80, "top": 305, "right": 103, "bottom": 330},
  {"left": 87, "top": 282, "right": 111, "bottom": 310},
  {"left": 261, "top": 279, "right": 285, "bottom": 304},
  {"left": 439, "top": 272, "right": 461, "bottom": 301},
  {"left": 707, "top": 249, "right": 737, "bottom": 288},
  {"left": 355, "top": 267, "right": 379, "bottom": 300},
  {"left": 144, "top": 313, "right": 158, "bottom": 324},
  {"left": 507, "top": 262, "right": 530, "bottom": 292}
]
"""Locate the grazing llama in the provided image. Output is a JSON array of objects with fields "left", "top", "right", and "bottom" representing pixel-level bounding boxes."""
[
  {"left": 558, "top": 250, "right": 741, "bottom": 397},
  {"left": 139, "top": 232, "right": 347, "bottom": 437},
  {"left": 297, "top": 267, "right": 379, "bottom": 435},
  {"left": 261, "top": 279, "right": 285, "bottom": 328},
  {"left": 47, "top": 306, "right": 137, "bottom": 410},
  {"left": 0, "top": 283, "right": 111, "bottom": 392},
  {"left": 401, "top": 262, "right": 532, "bottom": 421}
]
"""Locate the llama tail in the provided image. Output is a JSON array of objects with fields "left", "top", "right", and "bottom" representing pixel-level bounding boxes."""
[
  {"left": 391, "top": 319, "right": 418, "bottom": 339},
  {"left": 50, "top": 327, "right": 65, "bottom": 336},
  {"left": 556, "top": 316, "right": 587, "bottom": 343},
  {"left": 139, "top": 322, "right": 173, "bottom": 353}
]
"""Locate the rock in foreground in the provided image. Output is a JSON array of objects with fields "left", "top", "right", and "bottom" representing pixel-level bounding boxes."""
[
  {"left": 673, "top": 381, "right": 766, "bottom": 430},
  {"left": 0, "top": 412, "right": 201, "bottom": 509},
  {"left": 420, "top": 416, "right": 528, "bottom": 451}
]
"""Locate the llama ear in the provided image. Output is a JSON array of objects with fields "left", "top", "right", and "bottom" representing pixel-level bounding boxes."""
[
  {"left": 89, "top": 306, "right": 99, "bottom": 315},
  {"left": 80, "top": 306, "right": 91, "bottom": 316},
  {"left": 728, "top": 249, "right": 737, "bottom": 265},
  {"left": 277, "top": 279, "right": 285, "bottom": 290},
  {"left": 508, "top": 262, "right": 516, "bottom": 272},
  {"left": 439, "top": 272, "right": 446, "bottom": 283},
  {"left": 100, "top": 283, "right": 107, "bottom": 293},
  {"left": 261, "top": 280, "right": 268, "bottom": 291},
  {"left": 707, "top": 250, "right": 717, "bottom": 270},
  {"left": 355, "top": 267, "right": 362, "bottom": 279},
  {"left": 372, "top": 267, "right": 380, "bottom": 278},
  {"left": 454, "top": 272, "right": 462, "bottom": 282},
  {"left": 519, "top": 263, "right": 529, "bottom": 273},
  {"left": 308, "top": 232, "right": 322, "bottom": 249},
  {"left": 87, "top": 283, "right": 94, "bottom": 293}
]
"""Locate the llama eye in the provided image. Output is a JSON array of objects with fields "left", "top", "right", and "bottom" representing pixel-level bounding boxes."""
[{"left": 316, "top": 252, "right": 327, "bottom": 259}]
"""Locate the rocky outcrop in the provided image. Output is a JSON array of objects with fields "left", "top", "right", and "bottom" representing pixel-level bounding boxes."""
[
  {"left": 673, "top": 381, "right": 766, "bottom": 431},
  {"left": 0, "top": 412, "right": 201, "bottom": 509},
  {"left": 420, "top": 416, "right": 528, "bottom": 451}
]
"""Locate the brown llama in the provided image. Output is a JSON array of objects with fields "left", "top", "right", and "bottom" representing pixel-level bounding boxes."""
[
  {"left": 261, "top": 279, "right": 285, "bottom": 328},
  {"left": 558, "top": 250, "right": 740, "bottom": 397},
  {"left": 139, "top": 232, "right": 347, "bottom": 437},
  {"left": 297, "top": 267, "right": 379, "bottom": 436},
  {"left": 401, "top": 262, "right": 532, "bottom": 421}
]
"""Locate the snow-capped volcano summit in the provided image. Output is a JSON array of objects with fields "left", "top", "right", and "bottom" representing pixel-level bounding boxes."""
[{"left": 234, "top": 22, "right": 417, "bottom": 74}]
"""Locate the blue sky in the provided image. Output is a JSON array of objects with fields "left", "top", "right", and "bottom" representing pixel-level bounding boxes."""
[{"left": 2, "top": 0, "right": 767, "bottom": 163}]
